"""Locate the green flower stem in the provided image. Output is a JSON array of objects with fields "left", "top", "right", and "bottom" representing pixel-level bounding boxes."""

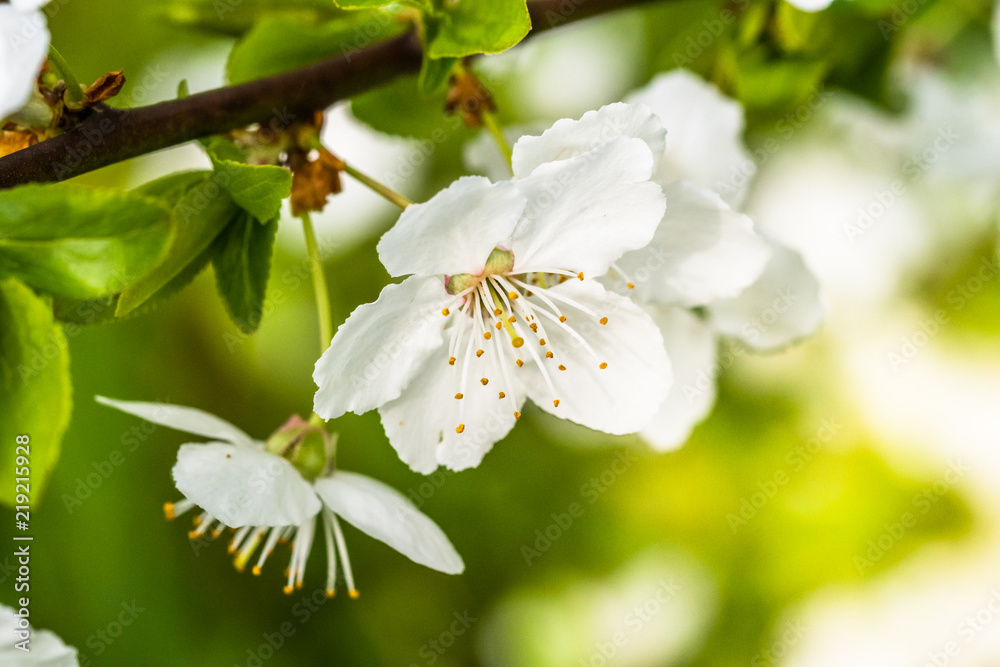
[
  {"left": 302, "top": 212, "right": 334, "bottom": 428},
  {"left": 482, "top": 110, "right": 513, "bottom": 174},
  {"left": 47, "top": 47, "right": 84, "bottom": 106},
  {"left": 301, "top": 212, "right": 333, "bottom": 354},
  {"left": 341, "top": 162, "right": 412, "bottom": 209}
]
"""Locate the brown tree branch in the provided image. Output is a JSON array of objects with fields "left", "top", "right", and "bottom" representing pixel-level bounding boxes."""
[{"left": 0, "top": 0, "right": 660, "bottom": 190}]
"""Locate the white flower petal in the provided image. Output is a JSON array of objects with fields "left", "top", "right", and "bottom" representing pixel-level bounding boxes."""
[
  {"left": 522, "top": 280, "right": 672, "bottom": 434},
  {"left": 377, "top": 176, "right": 526, "bottom": 278},
  {"left": 640, "top": 307, "right": 718, "bottom": 451},
  {"left": 0, "top": 604, "right": 78, "bottom": 667},
  {"left": 378, "top": 343, "right": 523, "bottom": 473},
  {"left": 627, "top": 69, "right": 752, "bottom": 207},
  {"left": 12, "top": 0, "right": 50, "bottom": 11},
  {"left": 707, "top": 239, "right": 824, "bottom": 349},
  {"left": 510, "top": 137, "right": 666, "bottom": 276},
  {"left": 95, "top": 396, "right": 255, "bottom": 446},
  {"left": 172, "top": 443, "right": 321, "bottom": 527},
  {"left": 617, "top": 181, "right": 771, "bottom": 308},
  {"left": 313, "top": 276, "right": 450, "bottom": 419},
  {"left": 463, "top": 123, "right": 544, "bottom": 183},
  {"left": 314, "top": 471, "right": 464, "bottom": 574},
  {"left": 0, "top": 8, "right": 49, "bottom": 122},
  {"left": 511, "top": 103, "right": 666, "bottom": 178}
]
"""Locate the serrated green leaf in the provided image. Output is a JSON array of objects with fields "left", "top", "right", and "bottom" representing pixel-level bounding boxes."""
[
  {"left": 0, "top": 185, "right": 172, "bottom": 300},
  {"left": 52, "top": 244, "right": 215, "bottom": 326},
  {"left": 117, "top": 173, "right": 241, "bottom": 316},
  {"left": 0, "top": 278, "right": 71, "bottom": 508},
  {"left": 227, "top": 13, "right": 404, "bottom": 84},
  {"left": 424, "top": 0, "right": 530, "bottom": 58},
  {"left": 203, "top": 138, "right": 292, "bottom": 222},
  {"left": 211, "top": 212, "right": 278, "bottom": 334}
]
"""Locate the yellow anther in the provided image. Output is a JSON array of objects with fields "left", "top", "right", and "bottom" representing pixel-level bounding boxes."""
[
  {"left": 476, "top": 349, "right": 484, "bottom": 358},
  {"left": 627, "top": 282, "right": 635, "bottom": 289},
  {"left": 530, "top": 323, "right": 538, "bottom": 333},
  {"left": 553, "top": 399, "right": 560, "bottom": 407},
  {"left": 599, "top": 317, "right": 608, "bottom": 325},
  {"left": 484, "top": 332, "right": 492, "bottom": 340},
  {"left": 480, "top": 378, "right": 489, "bottom": 385},
  {"left": 516, "top": 359, "right": 524, "bottom": 367},
  {"left": 539, "top": 338, "right": 546, "bottom": 346},
  {"left": 163, "top": 502, "right": 175, "bottom": 521},
  {"left": 512, "top": 337, "right": 524, "bottom": 348},
  {"left": 456, "top": 424, "right": 465, "bottom": 433},
  {"left": 577, "top": 272, "right": 584, "bottom": 280},
  {"left": 514, "top": 411, "right": 521, "bottom": 420},
  {"left": 599, "top": 362, "right": 608, "bottom": 369},
  {"left": 559, "top": 315, "right": 566, "bottom": 323},
  {"left": 508, "top": 316, "right": 516, "bottom": 323},
  {"left": 187, "top": 530, "right": 199, "bottom": 539},
  {"left": 193, "top": 515, "right": 203, "bottom": 526},
  {"left": 455, "top": 393, "right": 463, "bottom": 399},
  {"left": 545, "top": 351, "right": 553, "bottom": 359},
  {"left": 499, "top": 392, "right": 505, "bottom": 399},
  {"left": 442, "top": 308, "right": 450, "bottom": 316},
  {"left": 448, "top": 356, "right": 456, "bottom": 365},
  {"left": 349, "top": 590, "right": 361, "bottom": 600},
  {"left": 495, "top": 322, "right": 502, "bottom": 330},
  {"left": 212, "top": 527, "right": 224, "bottom": 538},
  {"left": 252, "top": 565, "right": 262, "bottom": 576},
  {"left": 508, "top": 291, "right": 518, "bottom": 299},
  {"left": 558, "top": 364, "right": 566, "bottom": 371},
  {"left": 283, "top": 585, "right": 293, "bottom": 595},
  {"left": 493, "top": 308, "right": 502, "bottom": 316},
  {"left": 326, "top": 589, "right": 336, "bottom": 598}
]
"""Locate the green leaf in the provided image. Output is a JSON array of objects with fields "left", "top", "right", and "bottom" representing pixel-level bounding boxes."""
[
  {"left": 424, "top": 0, "right": 530, "bottom": 58},
  {"left": 419, "top": 54, "right": 457, "bottom": 93},
  {"left": 117, "top": 173, "right": 241, "bottom": 316},
  {"left": 165, "top": 0, "right": 345, "bottom": 37},
  {"left": 211, "top": 212, "right": 278, "bottom": 334},
  {"left": 53, "top": 244, "right": 215, "bottom": 326},
  {"left": 334, "top": 0, "right": 429, "bottom": 10},
  {"left": 0, "top": 278, "right": 72, "bottom": 507},
  {"left": 227, "top": 13, "right": 404, "bottom": 84},
  {"left": 351, "top": 74, "right": 453, "bottom": 138},
  {"left": 0, "top": 185, "right": 172, "bottom": 300},
  {"left": 203, "top": 138, "right": 292, "bottom": 222}
]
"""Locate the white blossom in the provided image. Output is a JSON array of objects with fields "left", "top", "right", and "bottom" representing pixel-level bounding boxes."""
[
  {"left": 313, "top": 126, "right": 672, "bottom": 473},
  {"left": 0, "top": 0, "right": 49, "bottom": 123},
  {"left": 97, "top": 397, "right": 463, "bottom": 597}
]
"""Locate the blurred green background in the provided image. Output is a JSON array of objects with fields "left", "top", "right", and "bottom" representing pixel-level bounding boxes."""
[{"left": 4, "top": 0, "right": 1000, "bottom": 665}]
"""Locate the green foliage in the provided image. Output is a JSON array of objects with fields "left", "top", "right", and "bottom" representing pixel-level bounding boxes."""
[
  {"left": 211, "top": 212, "right": 279, "bottom": 333},
  {"left": 0, "top": 185, "right": 172, "bottom": 301},
  {"left": 164, "top": 0, "right": 345, "bottom": 37},
  {"left": 203, "top": 138, "right": 292, "bottom": 221},
  {"left": 226, "top": 13, "right": 404, "bottom": 84},
  {"left": 117, "top": 172, "right": 241, "bottom": 317},
  {"left": 0, "top": 278, "right": 71, "bottom": 507}
]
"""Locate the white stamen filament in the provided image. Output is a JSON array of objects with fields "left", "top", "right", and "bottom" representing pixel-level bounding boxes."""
[
  {"left": 330, "top": 513, "right": 358, "bottom": 598},
  {"left": 322, "top": 509, "right": 339, "bottom": 597}
]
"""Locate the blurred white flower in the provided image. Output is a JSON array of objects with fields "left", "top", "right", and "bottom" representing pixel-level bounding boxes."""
[
  {"left": 0, "top": 603, "right": 78, "bottom": 667},
  {"left": 0, "top": 0, "right": 49, "bottom": 122},
  {"left": 477, "top": 549, "right": 718, "bottom": 667},
  {"left": 786, "top": 0, "right": 834, "bottom": 12},
  {"left": 97, "top": 397, "right": 463, "bottom": 597},
  {"left": 313, "top": 129, "right": 671, "bottom": 473},
  {"left": 513, "top": 72, "right": 822, "bottom": 450}
]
